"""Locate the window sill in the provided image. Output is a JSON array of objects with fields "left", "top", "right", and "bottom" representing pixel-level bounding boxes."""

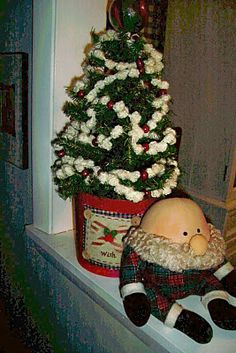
[{"left": 26, "top": 225, "right": 236, "bottom": 353}]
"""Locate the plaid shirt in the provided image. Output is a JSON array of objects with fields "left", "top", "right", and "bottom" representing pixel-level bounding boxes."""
[
  {"left": 120, "top": 245, "right": 225, "bottom": 322},
  {"left": 142, "top": 0, "right": 169, "bottom": 52}
]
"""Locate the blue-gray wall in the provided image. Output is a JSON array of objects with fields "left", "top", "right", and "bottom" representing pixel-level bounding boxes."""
[
  {"left": 0, "top": 0, "right": 32, "bottom": 225},
  {"left": 0, "top": 1, "right": 51, "bottom": 351}
]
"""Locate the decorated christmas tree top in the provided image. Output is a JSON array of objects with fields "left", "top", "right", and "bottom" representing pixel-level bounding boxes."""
[{"left": 51, "top": 0, "right": 180, "bottom": 203}]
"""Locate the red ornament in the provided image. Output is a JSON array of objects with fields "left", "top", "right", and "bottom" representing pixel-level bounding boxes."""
[
  {"left": 144, "top": 81, "right": 152, "bottom": 89},
  {"left": 140, "top": 170, "right": 148, "bottom": 181},
  {"left": 138, "top": 66, "right": 145, "bottom": 75},
  {"left": 108, "top": 0, "right": 149, "bottom": 32},
  {"left": 136, "top": 58, "right": 144, "bottom": 69},
  {"left": 108, "top": 0, "right": 124, "bottom": 31},
  {"left": 144, "top": 190, "right": 151, "bottom": 198},
  {"left": 104, "top": 68, "right": 115, "bottom": 75},
  {"left": 77, "top": 90, "right": 85, "bottom": 98},
  {"left": 107, "top": 100, "right": 114, "bottom": 110},
  {"left": 82, "top": 169, "right": 90, "bottom": 177},
  {"left": 159, "top": 89, "right": 168, "bottom": 96},
  {"left": 57, "top": 150, "right": 65, "bottom": 158},
  {"left": 142, "top": 143, "right": 149, "bottom": 152},
  {"left": 142, "top": 124, "right": 150, "bottom": 133},
  {"left": 92, "top": 137, "right": 98, "bottom": 146},
  {"left": 139, "top": 0, "right": 149, "bottom": 27}
]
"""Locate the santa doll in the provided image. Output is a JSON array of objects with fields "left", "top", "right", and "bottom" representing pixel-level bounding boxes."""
[{"left": 119, "top": 197, "right": 236, "bottom": 343}]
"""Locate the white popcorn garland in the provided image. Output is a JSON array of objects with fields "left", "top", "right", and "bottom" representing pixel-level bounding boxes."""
[
  {"left": 73, "top": 80, "right": 85, "bottom": 93},
  {"left": 77, "top": 102, "right": 172, "bottom": 154},
  {"left": 62, "top": 99, "right": 174, "bottom": 155},
  {"left": 97, "top": 29, "right": 119, "bottom": 43},
  {"left": 81, "top": 44, "right": 172, "bottom": 153},
  {"left": 143, "top": 43, "right": 164, "bottom": 74},
  {"left": 84, "top": 68, "right": 136, "bottom": 104},
  {"left": 53, "top": 31, "right": 180, "bottom": 201},
  {"left": 54, "top": 154, "right": 180, "bottom": 202},
  {"left": 61, "top": 99, "right": 124, "bottom": 151},
  {"left": 84, "top": 34, "right": 167, "bottom": 106},
  {"left": 128, "top": 109, "right": 176, "bottom": 155},
  {"left": 75, "top": 35, "right": 172, "bottom": 154}
]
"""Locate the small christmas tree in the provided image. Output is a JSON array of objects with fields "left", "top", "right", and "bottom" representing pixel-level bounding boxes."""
[{"left": 51, "top": 5, "right": 180, "bottom": 203}]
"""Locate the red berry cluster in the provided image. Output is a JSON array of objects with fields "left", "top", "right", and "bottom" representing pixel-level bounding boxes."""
[
  {"left": 142, "top": 124, "right": 150, "bottom": 133},
  {"left": 140, "top": 171, "right": 152, "bottom": 198},
  {"left": 107, "top": 100, "right": 114, "bottom": 110},
  {"left": 159, "top": 89, "right": 168, "bottom": 96},
  {"left": 77, "top": 90, "right": 86, "bottom": 98},
  {"left": 82, "top": 169, "right": 90, "bottom": 177},
  {"left": 142, "top": 143, "right": 149, "bottom": 152},
  {"left": 144, "top": 190, "right": 151, "bottom": 198},
  {"left": 57, "top": 150, "right": 65, "bottom": 158},
  {"left": 140, "top": 169, "right": 148, "bottom": 181},
  {"left": 136, "top": 58, "right": 145, "bottom": 74}
]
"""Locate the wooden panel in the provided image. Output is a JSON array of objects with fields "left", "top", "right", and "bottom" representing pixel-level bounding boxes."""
[
  {"left": 164, "top": 0, "right": 236, "bottom": 201},
  {"left": 225, "top": 208, "right": 236, "bottom": 233},
  {"left": 188, "top": 194, "right": 226, "bottom": 231},
  {"left": 227, "top": 147, "right": 236, "bottom": 201},
  {"left": 225, "top": 227, "right": 236, "bottom": 266}
]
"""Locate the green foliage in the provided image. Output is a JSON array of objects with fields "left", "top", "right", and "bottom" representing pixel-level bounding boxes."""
[
  {"left": 88, "top": 55, "right": 105, "bottom": 67},
  {"left": 100, "top": 31, "right": 145, "bottom": 63},
  {"left": 51, "top": 28, "right": 180, "bottom": 201},
  {"left": 63, "top": 101, "right": 88, "bottom": 121},
  {"left": 91, "top": 28, "right": 100, "bottom": 44}
]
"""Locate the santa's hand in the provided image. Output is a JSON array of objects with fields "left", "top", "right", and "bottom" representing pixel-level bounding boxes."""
[{"left": 123, "top": 293, "right": 151, "bottom": 326}]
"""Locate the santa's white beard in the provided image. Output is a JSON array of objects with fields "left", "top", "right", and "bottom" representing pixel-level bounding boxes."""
[{"left": 124, "top": 224, "right": 226, "bottom": 272}]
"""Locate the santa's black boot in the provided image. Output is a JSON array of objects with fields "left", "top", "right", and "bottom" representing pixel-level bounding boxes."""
[
  {"left": 174, "top": 309, "right": 213, "bottom": 344},
  {"left": 208, "top": 299, "right": 236, "bottom": 330}
]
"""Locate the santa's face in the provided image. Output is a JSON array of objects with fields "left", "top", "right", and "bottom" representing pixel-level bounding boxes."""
[{"left": 141, "top": 198, "right": 211, "bottom": 256}]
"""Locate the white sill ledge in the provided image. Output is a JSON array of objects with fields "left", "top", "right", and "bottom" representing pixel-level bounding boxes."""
[{"left": 26, "top": 225, "right": 236, "bottom": 353}]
